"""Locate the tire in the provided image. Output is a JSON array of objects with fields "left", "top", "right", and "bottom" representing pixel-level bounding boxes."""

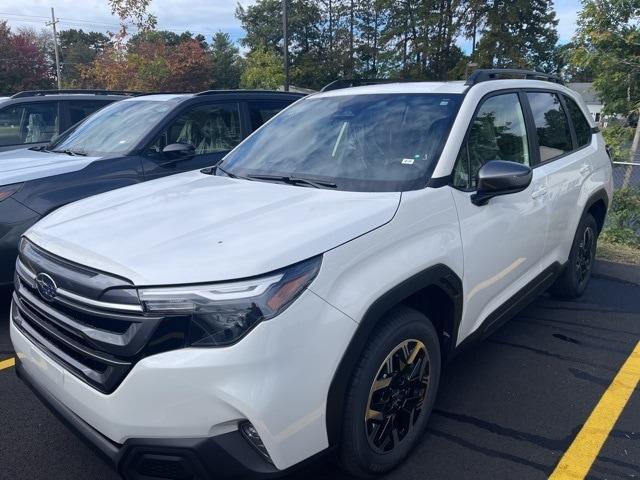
[
  {"left": 338, "top": 306, "right": 441, "bottom": 478},
  {"left": 549, "top": 213, "right": 599, "bottom": 299}
]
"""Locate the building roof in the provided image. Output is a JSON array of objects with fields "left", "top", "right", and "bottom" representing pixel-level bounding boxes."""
[{"left": 568, "top": 83, "right": 601, "bottom": 105}]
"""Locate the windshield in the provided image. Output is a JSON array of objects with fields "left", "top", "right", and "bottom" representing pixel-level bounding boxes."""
[
  {"left": 219, "top": 93, "right": 462, "bottom": 192},
  {"left": 48, "top": 100, "right": 175, "bottom": 156}
]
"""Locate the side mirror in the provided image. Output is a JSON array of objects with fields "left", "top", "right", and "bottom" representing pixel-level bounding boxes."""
[
  {"left": 471, "top": 160, "right": 533, "bottom": 206},
  {"left": 162, "top": 143, "right": 195, "bottom": 159}
]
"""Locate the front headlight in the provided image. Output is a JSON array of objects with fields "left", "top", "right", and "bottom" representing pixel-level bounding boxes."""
[{"left": 138, "top": 256, "right": 322, "bottom": 347}]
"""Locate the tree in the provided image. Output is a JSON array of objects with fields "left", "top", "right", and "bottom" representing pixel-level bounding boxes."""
[
  {"left": 108, "top": 0, "right": 157, "bottom": 44},
  {"left": 82, "top": 36, "right": 211, "bottom": 92},
  {"left": 553, "top": 42, "right": 593, "bottom": 80},
  {"left": 59, "top": 29, "right": 110, "bottom": 87},
  {"left": 166, "top": 39, "right": 212, "bottom": 91},
  {"left": 377, "top": 0, "right": 468, "bottom": 80},
  {"left": 474, "top": 0, "right": 559, "bottom": 71},
  {"left": 237, "top": 0, "right": 328, "bottom": 89},
  {"left": 572, "top": 0, "right": 640, "bottom": 114},
  {"left": 79, "top": 48, "right": 136, "bottom": 90},
  {"left": 573, "top": 0, "right": 640, "bottom": 167},
  {"left": 240, "top": 47, "right": 284, "bottom": 90},
  {"left": 0, "top": 22, "right": 53, "bottom": 93},
  {"left": 128, "top": 30, "right": 192, "bottom": 49},
  {"left": 209, "top": 31, "right": 244, "bottom": 89},
  {"left": 235, "top": 0, "right": 560, "bottom": 87}
]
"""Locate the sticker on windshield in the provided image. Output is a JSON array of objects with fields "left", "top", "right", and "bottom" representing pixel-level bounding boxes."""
[{"left": 402, "top": 158, "right": 415, "bottom": 165}]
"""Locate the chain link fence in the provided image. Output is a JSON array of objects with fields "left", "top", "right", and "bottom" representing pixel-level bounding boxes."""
[
  {"left": 612, "top": 161, "right": 640, "bottom": 190},
  {"left": 605, "top": 161, "right": 640, "bottom": 258}
]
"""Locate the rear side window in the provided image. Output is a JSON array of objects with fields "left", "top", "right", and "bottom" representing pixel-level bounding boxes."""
[
  {"left": 564, "top": 96, "right": 592, "bottom": 148},
  {"left": 248, "top": 100, "right": 292, "bottom": 130},
  {"left": 68, "top": 101, "right": 110, "bottom": 125},
  {"left": 0, "top": 102, "right": 59, "bottom": 146},
  {"left": 526, "top": 92, "right": 572, "bottom": 162}
]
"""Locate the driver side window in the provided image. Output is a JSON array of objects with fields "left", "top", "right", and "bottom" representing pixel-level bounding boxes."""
[
  {"left": 453, "top": 93, "right": 529, "bottom": 190},
  {"left": 0, "top": 103, "right": 59, "bottom": 147},
  {"left": 149, "top": 102, "right": 241, "bottom": 156}
]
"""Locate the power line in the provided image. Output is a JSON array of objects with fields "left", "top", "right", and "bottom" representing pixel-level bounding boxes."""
[
  {"left": 0, "top": 12, "right": 51, "bottom": 19},
  {"left": 0, "top": 12, "right": 245, "bottom": 38}
]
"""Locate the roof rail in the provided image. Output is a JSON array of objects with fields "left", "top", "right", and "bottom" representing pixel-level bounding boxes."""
[
  {"left": 10, "top": 89, "right": 141, "bottom": 99},
  {"left": 465, "top": 69, "right": 564, "bottom": 86},
  {"left": 194, "top": 89, "right": 306, "bottom": 96},
  {"left": 320, "top": 78, "right": 403, "bottom": 92}
]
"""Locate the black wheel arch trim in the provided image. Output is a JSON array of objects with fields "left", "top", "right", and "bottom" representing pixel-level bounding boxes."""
[
  {"left": 325, "top": 263, "right": 462, "bottom": 446},
  {"left": 583, "top": 188, "right": 609, "bottom": 232}
]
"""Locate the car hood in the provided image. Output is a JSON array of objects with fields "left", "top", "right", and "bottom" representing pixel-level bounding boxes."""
[
  {"left": 26, "top": 171, "right": 401, "bottom": 285},
  {"left": 0, "top": 148, "right": 100, "bottom": 186}
]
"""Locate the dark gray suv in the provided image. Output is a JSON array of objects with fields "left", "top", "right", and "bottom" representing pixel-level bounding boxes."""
[
  {"left": 0, "top": 90, "right": 304, "bottom": 286},
  {"left": 0, "top": 90, "right": 134, "bottom": 152}
]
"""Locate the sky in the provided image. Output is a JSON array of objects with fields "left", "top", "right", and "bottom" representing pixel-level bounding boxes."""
[{"left": 0, "top": 0, "right": 582, "bottom": 49}]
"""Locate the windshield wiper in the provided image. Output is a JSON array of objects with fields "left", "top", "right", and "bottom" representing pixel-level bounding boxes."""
[
  {"left": 201, "top": 165, "right": 251, "bottom": 181},
  {"left": 216, "top": 165, "right": 241, "bottom": 178},
  {"left": 28, "top": 145, "right": 50, "bottom": 152},
  {"left": 51, "top": 149, "right": 87, "bottom": 156},
  {"left": 247, "top": 174, "right": 337, "bottom": 189}
]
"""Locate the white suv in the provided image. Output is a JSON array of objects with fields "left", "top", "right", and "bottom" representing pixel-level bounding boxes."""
[{"left": 11, "top": 70, "right": 612, "bottom": 480}]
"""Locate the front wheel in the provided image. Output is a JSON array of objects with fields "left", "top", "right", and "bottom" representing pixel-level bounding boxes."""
[
  {"left": 338, "top": 306, "right": 441, "bottom": 478},
  {"left": 549, "top": 213, "right": 598, "bottom": 299}
]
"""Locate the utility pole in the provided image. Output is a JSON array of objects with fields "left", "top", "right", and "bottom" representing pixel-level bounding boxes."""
[
  {"left": 349, "top": 0, "right": 354, "bottom": 77},
  {"left": 282, "top": 0, "right": 289, "bottom": 91},
  {"left": 47, "top": 7, "right": 63, "bottom": 90}
]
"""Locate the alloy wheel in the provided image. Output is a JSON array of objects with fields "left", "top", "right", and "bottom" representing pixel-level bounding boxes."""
[
  {"left": 365, "top": 339, "right": 431, "bottom": 454},
  {"left": 576, "top": 226, "right": 595, "bottom": 286}
]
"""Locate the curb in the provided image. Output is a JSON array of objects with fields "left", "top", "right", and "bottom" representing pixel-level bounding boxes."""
[{"left": 593, "top": 260, "right": 640, "bottom": 286}]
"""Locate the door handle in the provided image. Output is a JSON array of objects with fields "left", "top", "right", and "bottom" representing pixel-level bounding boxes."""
[
  {"left": 580, "top": 165, "right": 592, "bottom": 176},
  {"left": 531, "top": 186, "right": 548, "bottom": 199}
]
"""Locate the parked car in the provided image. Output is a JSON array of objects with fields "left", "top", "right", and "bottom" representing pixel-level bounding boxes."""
[
  {"left": 0, "top": 90, "right": 304, "bottom": 286},
  {"left": 0, "top": 90, "right": 134, "bottom": 152},
  {"left": 11, "top": 70, "right": 612, "bottom": 480}
]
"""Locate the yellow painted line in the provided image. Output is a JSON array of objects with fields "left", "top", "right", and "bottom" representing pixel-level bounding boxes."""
[
  {"left": 549, "top": 341, "right": 640, "bottom": 480},
  {"left": 0, "top": 357, "right": 15, "bottom": 371}
]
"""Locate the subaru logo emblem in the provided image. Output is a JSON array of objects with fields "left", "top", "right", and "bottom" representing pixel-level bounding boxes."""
[{"left": 35, "top": 273, "right": 57, "bottom": 302}]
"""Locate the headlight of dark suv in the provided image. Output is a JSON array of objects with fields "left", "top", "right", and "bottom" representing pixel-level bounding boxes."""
[{"left": 138, "top": 256, "right": 322, "bottom": 347}]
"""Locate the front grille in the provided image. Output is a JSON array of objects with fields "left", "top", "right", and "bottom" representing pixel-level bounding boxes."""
[{"left": 12, "top": 240, "right": 188, "bottom": 393}]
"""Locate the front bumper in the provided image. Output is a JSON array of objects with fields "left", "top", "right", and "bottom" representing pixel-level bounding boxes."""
[
  {"left": 16, "top": 359, "right": 279, "bottom": 480},
  {"left": 10, "top": 289, "right": 357, "bottom": 473},
  {"left": 0, "top": 198, "right": 40, "bottom": 285}
]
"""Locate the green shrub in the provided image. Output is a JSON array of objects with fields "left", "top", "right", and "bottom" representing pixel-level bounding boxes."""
[
  {"left": 601, "top": 126, "right": 635, "bottom": 162},
  {"left": 602, "top": 187, "right": 640, "bottom": 246}
]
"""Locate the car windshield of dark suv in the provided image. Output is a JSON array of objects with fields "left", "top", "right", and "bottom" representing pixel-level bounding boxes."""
[
  {"left": 47, "top": 100, "right": 174, "bottom": 156},
  {"left": 218, "top": 93, "right": 462, "bottom": 192}
]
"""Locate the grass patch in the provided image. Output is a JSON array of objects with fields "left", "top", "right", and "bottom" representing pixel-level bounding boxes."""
[{"left": 597, "top": 240, "right": 640, "bottom": 265}]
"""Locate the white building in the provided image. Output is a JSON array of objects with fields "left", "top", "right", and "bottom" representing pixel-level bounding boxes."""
[{"left": 568, "top": 82, "right": 603, "bottom": 123}]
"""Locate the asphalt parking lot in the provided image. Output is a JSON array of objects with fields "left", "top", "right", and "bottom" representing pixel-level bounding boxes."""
[{"left": 0, "top": 262, "right": 638, "bottom": 480}]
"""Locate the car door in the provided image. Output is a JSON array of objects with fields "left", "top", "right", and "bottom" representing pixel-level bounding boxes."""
[
  {"left": 141, "top": 101, "right": 243, "bottom": 180},
  {"left": 529, "top": 92, "right": 592, "bottom": 263},
  {"left": 0, "top": 101, "right": 60, "bottom": 152},
  {"left": 449, "top": 91, "right": 551, "bottom": 341}
]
